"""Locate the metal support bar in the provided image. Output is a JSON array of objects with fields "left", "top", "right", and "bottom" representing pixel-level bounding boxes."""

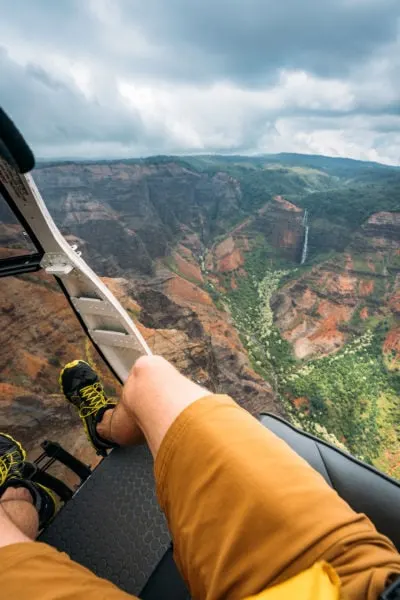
[
  {"left": 33, "top": 470, "right": 74, "bottom": 502},
  {"left": 0, "top": 252, "right": 42, "bottom": 278},
  {"left": 90, "top": 329, "right": 141, "bottom": 349},
  {"left": 41, "top": 440, "right": 92, "bottom": 482},
  {"left": 1, "top": 149, "right": 151, "bottom": 384},
  {"left": 25, "top": 461, "right": 73, "bottom": 502},
  {"left": 72, "top": 297, "right": 120, "bottom": 319},
  {"left": 34, "top": 455, "right": 57, "bottom": 472},
  {"left": 41, "top": 253, "right": 74, "bottom": 276}
]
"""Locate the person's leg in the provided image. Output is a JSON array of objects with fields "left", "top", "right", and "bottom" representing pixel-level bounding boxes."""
[
  {"left": 60, "top": 357, "right": 207, "bottom": 452},
  {"left": 0, "top": 433, "right": 56, "bottom": 532},
  {"left": 93, "top": 356, "right": 400, "bottom": 600},
  {"left": 96, "top": 355, "right": 207, "bottom": 452},
  {"left": 0, "top": 487, "right": 39, "bottom": 542},
  {"left": 0, "top": 432, "right": 136, "bottom": 600}
]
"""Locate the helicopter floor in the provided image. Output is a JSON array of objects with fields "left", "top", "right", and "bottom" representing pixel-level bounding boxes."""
[{"left": 40, "top": 444, "right": 189, "bottom": 599}]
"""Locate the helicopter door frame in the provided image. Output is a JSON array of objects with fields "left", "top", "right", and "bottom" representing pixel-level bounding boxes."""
[{"left": 0, "top": 157, "right": 151, "bottom": 384}]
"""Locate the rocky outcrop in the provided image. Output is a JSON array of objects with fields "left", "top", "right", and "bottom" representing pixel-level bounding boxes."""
[
  {"left": 35, "top": 163, "right": 307, "bottom": 277},
  {"left": 364, "top": 212, "right": 400, "bottom": 245},
  {"left": 252, "top": 196, "right": 304, "bottom": 261},
  {"left": 214, "top": 237, "right": 245, "bottom": 272},
  {"left": 172, "top": 250, "right": 204, "bottom": 283},
  {"left": 273, "top": 288, "right": 354, "bottom": 359},
  {"left": 134, "top": 271, "right": 279, "bottom": 415},
  {"left": 0, "top": 271, "right": 121, "bottom": 480},
  {"left": 0, "top": 261, "right": 282, "bottom": 471},
  {"left": 34, "top": 162, "right": 247, "bottom": 277},
  {"left": 204, "top": 195, "right": 306, "bottom": 274}
]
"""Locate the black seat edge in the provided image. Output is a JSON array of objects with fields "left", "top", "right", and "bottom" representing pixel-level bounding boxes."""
[
  {"left": 260, "top": 412, "right": 400, "bottom": 488},
  {"left": 260, "top": 412, "right": 400, "bottom": 551}
]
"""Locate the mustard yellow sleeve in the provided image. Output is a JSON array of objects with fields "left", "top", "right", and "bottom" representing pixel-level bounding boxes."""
[
  {"left": 155, "top": 394, "right": 400, "bottom": 600},
  {"left": 0, "top": 542, "right": 136, "bottom": 600}
]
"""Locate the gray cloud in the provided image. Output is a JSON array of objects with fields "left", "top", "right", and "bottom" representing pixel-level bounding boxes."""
[
  {"left": 119, "top": 0, "right": 400, "bottom": 82},
  {"left": 0, "top": 0, "right": 399, "bottom": 163},
  {"left": 3, "top": 0, "right": 399, "bottom": 83},
  {"left": 0, "top": 49, "right": 141, "bottom": 144}
]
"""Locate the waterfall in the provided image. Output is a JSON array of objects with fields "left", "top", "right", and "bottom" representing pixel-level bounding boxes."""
[
  {"left": 301, "top": 209, "right": 309, "bottom": 265},
  {"left": 301, "top": 225, "right": 309, "bottom": 265}
]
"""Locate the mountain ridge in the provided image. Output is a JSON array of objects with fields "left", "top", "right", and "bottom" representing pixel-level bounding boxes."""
[{"left": 36, "top": 152, "right": 400, "bottom": 171}]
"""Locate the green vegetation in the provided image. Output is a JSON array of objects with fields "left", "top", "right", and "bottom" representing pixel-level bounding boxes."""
[
  {"left": 187, "top": 153, "right": 400, "bottom": 476},
  {"left": 222, "top": 247, "right": 399, "bottom": 475},
  {"left": 224, "top": 258, "right": 296, "bottom": 383},
  {"left": 203, "top": 280, "right": 225, "bottom": 311},
  {"left": 297, "top": 181, "right": 400, "bottom": 231},
  {"left": 127, "top": 307, "right": 141, "bottom": 320},
  {"left": 280, "top": 330, "right": 396, "bottom": 463},
  {"left": 186, "top": 156, "right": 400, "bottom": 266}
]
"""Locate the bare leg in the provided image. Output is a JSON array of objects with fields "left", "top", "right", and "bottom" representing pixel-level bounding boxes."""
[
  {"left": 97, "top": 355, "right": 208, "bottom": 456},
  {"left": 97, "top": 393, "right": 144, "bottom": 447},
  {"left": 0, "top": 487, "right": 39, "bottom": 548}
]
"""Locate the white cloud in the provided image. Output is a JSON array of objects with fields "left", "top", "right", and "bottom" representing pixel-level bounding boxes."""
[
  {"left": 272, "top": 116, "right": 400, "bottom": 164},
  {"left": 117, "top": 72, "right": 399, "bottom": 163}
]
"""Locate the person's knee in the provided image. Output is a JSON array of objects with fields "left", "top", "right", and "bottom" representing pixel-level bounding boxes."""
[
  {"left": 1, "top": 486, "right": 33, "bottom": 504},
  {"left": 129, "top": 355, "right": 207, "bottom": 406},
  {"left": 0, "top": 486, "right": 39, "bottom": 541},
  {"left": 122, "top": 355, "right": 172, "bottom": 415},
  {"left": 122, "top": 355, "right": 210, "bottom": 455},
  {"left": 131, "top": 355, "right": 171, "bottom": 379}
]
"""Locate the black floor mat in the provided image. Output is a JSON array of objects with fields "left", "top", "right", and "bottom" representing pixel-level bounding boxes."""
[{"left": 40, "top": 445, "right": 171, "bottom": 596}]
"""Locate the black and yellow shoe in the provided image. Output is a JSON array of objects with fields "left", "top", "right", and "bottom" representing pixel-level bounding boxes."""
[
  {"left": 59, "top": 360, "right": 117, "bottom": 457},
  {"left": 0, "top": 433, "right": 56, "bottom": 529},
  {"left": 0, "top": 433, "right": 26, "bottom": 486}
]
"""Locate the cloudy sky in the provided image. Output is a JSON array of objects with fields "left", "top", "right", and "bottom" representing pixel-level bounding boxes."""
[{"left": 1, "top": 0, "right": 399, "bottom": 163}]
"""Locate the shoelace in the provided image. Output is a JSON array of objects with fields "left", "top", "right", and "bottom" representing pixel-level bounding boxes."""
[
  {"left": 0, "top": 448, "right": 24, "bottom": 486},
  {"left": 36, "top": 482, "right": 58, "bottom": 511},
  {"left": 0, "top": 456, "right": 11, "bottom": 486},
  {"left": 78, "top": 382, "right": 112, "bottom": 418}
]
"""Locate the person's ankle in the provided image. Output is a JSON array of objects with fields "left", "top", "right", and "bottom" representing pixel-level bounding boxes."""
[{"left": 96, "top": 407, "right": 114, "bottom": 442}]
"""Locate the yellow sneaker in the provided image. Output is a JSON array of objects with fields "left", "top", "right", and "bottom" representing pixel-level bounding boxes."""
[{"left": 59, "top": 360, "right": 117, "bottom": 456}]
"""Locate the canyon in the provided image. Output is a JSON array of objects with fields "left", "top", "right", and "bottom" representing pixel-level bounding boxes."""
[{"left": 1, "top": 153, "right": 399, "bottom": 480}]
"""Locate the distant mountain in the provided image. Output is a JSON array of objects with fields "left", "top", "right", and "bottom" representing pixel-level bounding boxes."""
[
  {"left": 37, "top": 151, "right": 400, "bottom": 172},
  {"left": 262, "top": 152, "right": 399, "bottom": 171}
]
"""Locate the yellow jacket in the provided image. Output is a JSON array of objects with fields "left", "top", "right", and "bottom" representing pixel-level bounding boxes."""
[{"left": 246, "top": 562, "right": 340, "bottom": 600}]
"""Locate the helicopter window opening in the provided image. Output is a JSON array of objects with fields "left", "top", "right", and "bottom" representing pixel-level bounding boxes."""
[
  {"left": 0, "top": 189, "right": 38, "bottom": 260},
  {"left": 0, "top": 268, "right": 122, "bottom": 490}
]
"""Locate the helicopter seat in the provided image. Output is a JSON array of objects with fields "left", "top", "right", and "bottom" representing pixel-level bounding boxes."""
[{"left": 261, "top": 413, "right": 400, "bottom": 552}]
